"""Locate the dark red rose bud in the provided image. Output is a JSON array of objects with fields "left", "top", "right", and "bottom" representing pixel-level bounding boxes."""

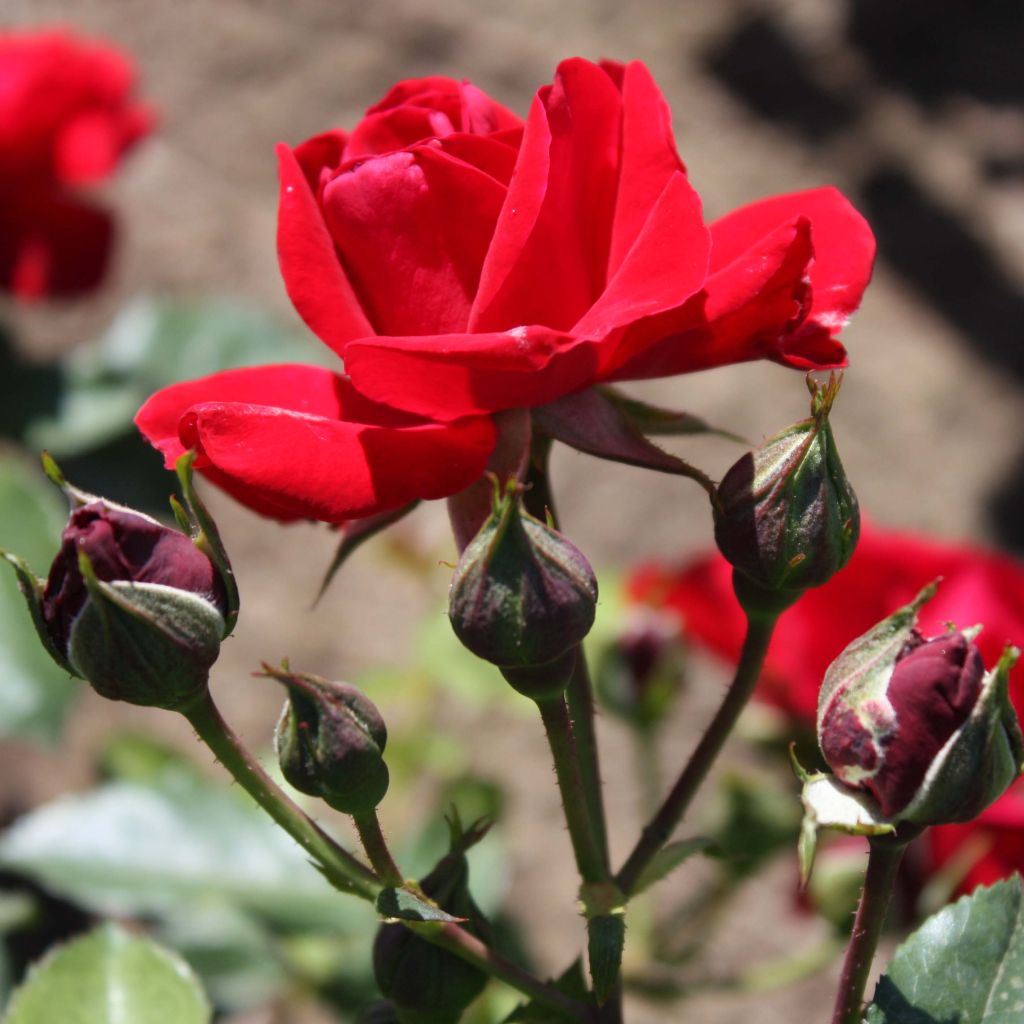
[
  {"left": 817, "top": 584, "right": 1024, "bottom": 827},
  {"left": 42, "top": 502, "right": 225, "bottom": 657},
  {"left": 268, "top": 666, "right": 389, "bottom": 817},
  {"left": 595, "top": 608, "right": 686, "bottom": 731},
  {"left": 714, "top": 373, "right": 858, "bottom": 617},
  {"left": 2, "top": 459, "right": 235, "bottom": 711},
  {"left": 448, "top": 481, "right": 598, "bottom": 700}
]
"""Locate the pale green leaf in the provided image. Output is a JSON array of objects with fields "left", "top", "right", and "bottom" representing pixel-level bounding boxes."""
[{"left": 3, "top": 923, "right": 210, "bottom": 1024}]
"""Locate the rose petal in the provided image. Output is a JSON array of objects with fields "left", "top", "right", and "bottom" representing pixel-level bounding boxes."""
[
  {"left": 321, "top": 143, "right": 507, "bottom": 336},
  {"left": 276, "top": 144, "right": 375, "bottom": 358},
  {"left": 606, "top": 61, "right": 689, "bottom": 277},
  {"left": 710, "top": 187, "right": 875, "bottom": 339},
  {"left": 343, "top": 326, "right": 599, "bottom": 420},
  {"left": 471, "top": 58, "right": 623, "bottom": 332},
  {"left": 135, "top": 363, "right": 497, "bottom": 522}
]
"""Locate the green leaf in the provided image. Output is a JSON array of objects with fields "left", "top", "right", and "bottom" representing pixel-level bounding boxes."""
[
  {"left": 866, "top": 876, "right": 1024, "bottom": 1024},
  {"left": 0, "top": 769, "right": 352, "bottom": 930},
  {"left": 598, "top": 387, "right": 747, "bottom": 443},
  {"left": 3, "top": 923, "right": 210, "bottom": 1024},
  {"left": 631, "top": 837, "right": 715, "bottom": 895},
  {"left": 376, "top": 887, "right": 464, "bottom": 923},
  {"left": 0, "top": 455, "right": 77, "bottom": 741}
]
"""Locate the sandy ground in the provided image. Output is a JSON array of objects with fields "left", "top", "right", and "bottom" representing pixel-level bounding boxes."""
[{"left": 3, "top": 1, "right": 1024, "bottom": 1021}]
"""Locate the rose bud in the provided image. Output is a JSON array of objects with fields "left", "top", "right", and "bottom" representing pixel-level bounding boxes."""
[
  {"left": 713, "top": 372, "right": 859, "bottom": 617},
  {"left": 595, "top": 607, "right": 686, "bottom": 732},
  {"left": 373, "top": 836, "right": 489, "bottom": 1024},
  {"left": 817, "top": 582, "right": 1024, "bottom": 827},
  {"left": 5, "top": 492, "right": 228, "bottom": 710},
  {"left": 448, "top": 481, "right": 598, "bottom": 701},
  {"left": 267, "top": 665, "right": 389, "bottom": 817}
]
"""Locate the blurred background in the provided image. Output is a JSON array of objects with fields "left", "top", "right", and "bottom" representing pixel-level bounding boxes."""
[{"left": 1, "top": 1, "right": 1023, "bottom": 1022}]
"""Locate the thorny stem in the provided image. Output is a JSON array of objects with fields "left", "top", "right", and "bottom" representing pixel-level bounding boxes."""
[
  {"left": 184, "top": 690, "right": 583, "bottom": 1017},
  {"left": 536, "top": 694, "right": 609, "bottom": 886},
  {"left": 615, "top": 611, "right": 778, "bottom": 895},
  {"left": 180, "top": 688, "right": 379, "bottom": 899},
  {"left": 831, "top": 833, "right": 916, "bottom": 1024}
]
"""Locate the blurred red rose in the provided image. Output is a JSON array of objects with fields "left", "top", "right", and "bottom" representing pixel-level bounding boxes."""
[
  {"left": 928, "top": 782, "right": 1024, "bottom": 896},
  {"left": 0, "top": 28, "right": 153, "bottom": 299},
  {"left": 138, "top": 59, "right": 874, "bottom": 524}
]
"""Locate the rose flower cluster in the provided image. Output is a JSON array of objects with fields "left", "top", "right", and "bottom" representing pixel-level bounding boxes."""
[{"left": 136, "top": 58, "right": 874, "bottom": 525}]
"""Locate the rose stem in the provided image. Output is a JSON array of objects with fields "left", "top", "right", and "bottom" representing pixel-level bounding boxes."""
[
  {"left": 352, "top": 812, "right": 404, "bottom": 888},
  {"left": 535, "top": 693, "right": 611, "bottom": 886},
  {"left": 181, "top": 689, "right": 379, "bottom": 897},
  {"left": 523, "top": 436, "right": 610, "bottom": 871},
  {"left": 185, "top": 690, "right": 582, "bottom": 1015},
  {"left": 831, "top": 833, "right": 915, "bottom": 1024},
  {"left": 615, "top": 610, "right": 778, "bottom": 895}
]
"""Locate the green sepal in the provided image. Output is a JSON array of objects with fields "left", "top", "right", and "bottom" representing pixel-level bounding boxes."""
[
  {"left": 816, "top": 580, "right": 938, "bottom": 735},
  {"left": 72, "top": 550, "right": 222, "bottom": 709},
  {"left": 174, "top": 451, "right": 238, "bottom": 635},
  {"left": 40, "top": 451, "right": 97, "bottom": 509},
  {"left": 0, "top": 549, "right": 74, "bottom": 674},
  {"left": 316, "top": 501, "right": 419, "bottom": 603},
  {"left": 794, "top": 750, "right": 894, "bottom": 884},
  {"left": 587, "top": 912, "right": 625, "bottom": 1006}
]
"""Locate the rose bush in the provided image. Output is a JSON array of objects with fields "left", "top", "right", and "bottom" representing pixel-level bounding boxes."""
[
  {"left": 0, "top": 28, "right": 153, "bottom": 299},
  {"left": 138, "top": 58, "right": 874, "bottom": 523}
]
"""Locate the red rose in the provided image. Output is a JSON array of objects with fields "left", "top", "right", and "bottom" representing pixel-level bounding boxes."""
[
  {"left": 630, "top": 523, "right": 1024, "bottom": 725},
  {"left": 0, "top": 28, "right": 153, "bottom": 299},
  {"left": 138, "top": 59, "right": 874, "bottom": 523},
  {"left": 927, "top": 782, "right": 1024, "bottom": 895},
  {"left": 283, "top": 58, "right": 874, "bottom": 421}
]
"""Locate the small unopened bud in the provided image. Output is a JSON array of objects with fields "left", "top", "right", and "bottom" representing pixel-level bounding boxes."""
[
  {"left": 448, "top": 481, "right": 598, "bottom": 700},
  {"left": 6, "top": 496, "right": 227, "bottom": 709},
  {"left": 373, "top": 826, "right": 489, "bottom": 1024},
  {"left": 268, "top": 666, "right": 389, "bottom": 817},
  {"left": 817, "top": 583, "right": 1024, "bottom": 826},
  {"left": 595, "top": 608, "right": 686, "bottom": 731},
  {"left": 714, "top": 373, "right": 858, "bottom": 616}
]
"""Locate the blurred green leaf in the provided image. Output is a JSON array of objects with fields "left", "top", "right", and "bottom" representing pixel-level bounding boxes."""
[
  {"left": 631, "top": 838, "right": 715, "bottom": 896},
  {"left": 866, "top": 877, "right": 1024, "bottom": 1024},
  {"left": 26, "top": 297, "right": 328, "bottom": 457},
  {"left": 3, "top": 923, "right": 210, "bottom": 1024},
  {"left": 0, "top": 766, "right": 354, "bottom": 930},
  {"left": 704, "top": 769, "right": 802, "bottom": 880},
  {"left": 0, "top": 455, "right": 77, "bottom": 742}
]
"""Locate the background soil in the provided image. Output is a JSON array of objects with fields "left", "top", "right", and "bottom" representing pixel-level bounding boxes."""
[{"left": 3, "top": 1, "right": 1024, "bottom": 1022}]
